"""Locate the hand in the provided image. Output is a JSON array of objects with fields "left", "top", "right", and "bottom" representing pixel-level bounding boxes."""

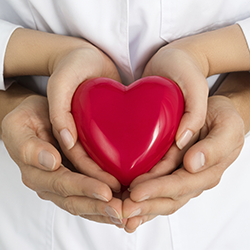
[
  {"left": 1, "top": 94, "right": 124, "bottom": 226},
  {"left": 142, "top": 43, "right": 209, "bottom": 150},
  {"left": 47, "top": 39, "right": 122, "bottom": 190},
  {"left": 4, "top": 28, "right": 121, "bottom": 191},
  {"left": 122, "top": 93, "right": 245, "bottom": 233},
  {"left": 142, "top": 24, "right": 250, "bottom": 150}
]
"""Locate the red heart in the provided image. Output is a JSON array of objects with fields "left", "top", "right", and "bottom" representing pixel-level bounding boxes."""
[{"left": 72, "top": 76, "right": 184, "bottom": 186}]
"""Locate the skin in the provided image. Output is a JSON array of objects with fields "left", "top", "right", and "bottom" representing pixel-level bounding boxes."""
[
  {"left": 0, "top": 85, "right": 124, "bottom": 226},
  {"left": 123, "top": 72, "right": 250, "bottom": 232},
  {"left": 1, "top": 24, "right": 250, "bottom": 229},
  {"left": 1, "top": 72, "right": 250, "bottom": 231}
]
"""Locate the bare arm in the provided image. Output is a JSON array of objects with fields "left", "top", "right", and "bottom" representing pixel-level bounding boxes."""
[{"left": 4, "top": 28, "right": 90, "bottom": 77}]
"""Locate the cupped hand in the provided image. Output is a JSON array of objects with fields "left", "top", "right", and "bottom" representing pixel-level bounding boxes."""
[
  {"left": 1, "top": 95, "right": 124, "bottom": 226},
  {"left": 122, "top": 94, "right": 245, "bottom": 233},
  {"left": 142, "top": 42, "right": 209, "bottom": 150},
  {"left": 47, "top": 40, "right": 121, "bottom": 191},
  {"left": 142, "top": 24, "right": 250, "bottom": 151}
]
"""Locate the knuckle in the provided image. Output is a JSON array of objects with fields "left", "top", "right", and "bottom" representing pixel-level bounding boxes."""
[
  {"left": 195, "top": 112, "right": 206, "bottom": 129},
  {"left": 63, "top": 197, "right": 79, "bottom": 216},
  {"left": 174, "top": 185, "right": 188, "bottom": 199},
  {"left": 168, "top": 205, "right": 179, "bottom": 215},
  {"left": 87, "top": 199, "right": 100, "bottom": 215},
  {"left": 207, "top": 173, "right": 222, "bottom": 189},
  {"left": 18, "top": 141, "right": 31, "bottom": 165},
  {"left": 37, "top": 191, "right": 48, "bottom": 201},
  {"left": 170, "top": 175, "right": 189, "bottom": 200},
  {"left": 1, "top": 113, "right": 14, "bottom": 134},
  {"left": 21, "top": 173, "right": 34, "bottom": 190},
  {"left": 51, "top": 176, "right": 69, "bottom": 197},
  {"left": 49, "top": 113, "right": 62, "bottom": 128},
  {"left": 163, "top": 199, "right": 180, "bottom": 215}
]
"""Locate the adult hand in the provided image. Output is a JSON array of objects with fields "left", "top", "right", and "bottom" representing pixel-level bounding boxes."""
[
  {"left": 122, "top": 90, "right": 245, "bottom": 233},
  {"left": 1, "top": 94, "right": 124, "bottom": 226}
]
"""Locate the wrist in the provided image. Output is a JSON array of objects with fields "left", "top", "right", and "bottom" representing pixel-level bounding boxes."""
[
  {"left": 4, "top": 28, "right": 92, "bottom": 77},
  {"left": 167, "top": 24, "right": 250, "bottom": 77}
]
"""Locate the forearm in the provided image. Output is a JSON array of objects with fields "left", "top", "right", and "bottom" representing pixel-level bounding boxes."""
[
  {"left": 0, "top": 83, "right": 34, "bottom": 136},
  {"left": 4, "top": 28, "right": 91, "bottom": 78},
  {"left": 167, "top": 24, "right": 250, "bottom": 77},
  {"left": 214, "top": 71, "right": 250, "bottom": 134}
]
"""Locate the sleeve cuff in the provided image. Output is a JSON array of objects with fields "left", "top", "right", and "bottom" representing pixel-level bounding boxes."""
[
  {"left": 0, "top": 20, "right": 22, "bottom": 90},
  {"left": 237, "top": 17, "right": 250, "bottom": 53}
]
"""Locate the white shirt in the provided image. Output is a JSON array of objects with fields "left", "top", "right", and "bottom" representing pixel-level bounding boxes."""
[
  {"left": 0, "top": 0, "right": 250, "bottom": 90},
  {"left": 1, "top": 1, "right": 250, "bottom": 250}
]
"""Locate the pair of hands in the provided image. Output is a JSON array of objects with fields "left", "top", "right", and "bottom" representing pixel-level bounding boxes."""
[
  {"left": 1, "top": 25, "right": 248, "bottom": 233},
  {"left": 2, "top": 83, "right": 245, "bottom": 233}
]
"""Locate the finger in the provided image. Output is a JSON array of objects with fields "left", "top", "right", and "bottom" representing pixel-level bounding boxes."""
[
  {"left": 128, "top": 165, "right": 224, "bottom": 203},
  {"left": 175, "top": 73, "right": 209, "bottom": 150},
  {"left": 125, "top": 214, "right": 161, "bottom": 233},
  {"left": 47, "top": 73, "right": 78, "bottom": 150},
  {"left": 59, "top": 140, "right": 121, "bottom": 192},
  {"left": 82, "top": 215, "right": 115, "bottom": 225},
  {"left": 22, "top": 164, "right": 113, "bottom": 202},
  {"left": 38, "top": 191, "right": 123, "bottom": 219},
  {"left": 83, "top": 215, "right": 124, "bottom": 228},
  {"left": 47, "top": 48, "right": 104, "bottom": 151},
  {"left": 143, "top": 48, "right": 209, "bottom": 150},
  {"left": 129, "top": 144, "right": 182, "bottom": 189},
  {"left": 124, "top": 216, "right": 144, "bottom": 233},
  {"left": 39, "top": 190, "right": 124, "bottom": 226},
  {"left": 129, "top": 134, "right": 199, "bottom": 189},
  {"left": 183, "top": 96, "right": 245, "bottom": 173},
  {"left": 123, "top": 195, "right": 191, "bottom": 221},
  {"left": 124, "top": 155, "right": 237, "bottom": 221},
  {"left": 25, "top": 136, "right": 61, "bottom": 171},
  {"left": 129, "top": 130, "right": 200, "bottom": 190},
  {"left": 2, "top": 123, "right": 61, "bottom": 171}
]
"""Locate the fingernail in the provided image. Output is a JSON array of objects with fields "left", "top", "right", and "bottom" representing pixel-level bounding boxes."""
[
  {"left": 128, "top": 208, "right": 141, "bottom": 218},
  {"left": 192, "top": 152, "right": 205, "bottom": 172},
  {"left": 110, "top": 217, "right": 123, "bottom": 225},
  {"left": 139, "top": 219, "right": 143, "bottom": 226},
  {"left": 138, "top": 195, "right": 150, "bottom": 202},
  {"left": 60, "top": 128, "right": 74, "bottom": 150},
  {"left": 38, "top": 150, "right": 56, "bottom": 170},
  {"left": 112, "top": 189, "right": 121, "bottom": 194},
  {"left": 105, "top": 206, "right": 120, "bottom": 219},
  {"left": 176, "top": 129, "right": 193, "bottom": 150},
  {"left": 93, "top": 193, "right": 109, "bottom": 202}
]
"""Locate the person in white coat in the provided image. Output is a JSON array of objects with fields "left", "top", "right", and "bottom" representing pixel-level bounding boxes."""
[{"left": 1, "top": 1, "right": 250, "bottom": 249}]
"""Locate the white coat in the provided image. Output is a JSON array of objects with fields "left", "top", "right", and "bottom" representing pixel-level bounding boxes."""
[{"left": 1, "top": 1, "right": 250, "bottom": 249}]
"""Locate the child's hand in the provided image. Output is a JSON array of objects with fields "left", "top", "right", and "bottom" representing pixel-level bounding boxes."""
[
  {"left": 142, "top": 24, "right": 250, "bottom": 150},
  {"left": 47, "top": 42, "right": 121, "bottom": 191},
  {"left": 143, "top": 45, "right": 209, "bottom": 150}
]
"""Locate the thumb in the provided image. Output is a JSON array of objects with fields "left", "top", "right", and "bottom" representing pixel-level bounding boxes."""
[
  {"left": 183, "top": 97, "right": 245, "bottom": 173},
  {"left": 4, "top": 129, "right": 61, "bottom": 171},
  {"left": 29, "top": 136, "right": 61, "bottom": 171},
  {"left": 175, "top": 76, "right": 209, "bottom": 150},
  {"left": 47, "top": 75, "right": 78, "bottom": 151}
]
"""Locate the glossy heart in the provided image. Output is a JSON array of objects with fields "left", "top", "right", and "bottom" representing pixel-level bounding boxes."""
[{"left": 72, "top": 76, "right": 184, "bottom": 186}]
